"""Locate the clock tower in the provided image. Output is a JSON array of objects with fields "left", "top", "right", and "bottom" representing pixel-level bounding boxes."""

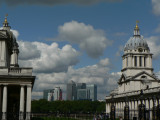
[{"left": 118, "top": 22, "right": 158, "bottom": 93}]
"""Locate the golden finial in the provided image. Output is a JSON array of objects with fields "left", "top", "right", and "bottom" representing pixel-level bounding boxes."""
[
  {"left": 4, "top": 14, "right": 8, "bottom": 23},
  {"left": 135, "top": 20, "right": 139, "bottom": 29}
]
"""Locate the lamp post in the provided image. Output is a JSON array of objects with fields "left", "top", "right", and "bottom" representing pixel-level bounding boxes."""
[
  {"left": 138, "top": 89, "right": 146, "bottom": 120},
  {"left": 110, "top": 96, "right": 115, "bottom": 120},
  {"left": 152, "top": 95, "right": 156, "bottom": 120},
  {"left": 124, "top": 96, "right": 129, "bottom": 120}
]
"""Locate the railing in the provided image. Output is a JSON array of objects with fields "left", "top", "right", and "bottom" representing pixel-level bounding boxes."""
[
  {"left": 8, "top": 67, "right": 33, "bottom": 75},
  {"left": 8, "top": 68, "right": 22, "bottom": 73}
]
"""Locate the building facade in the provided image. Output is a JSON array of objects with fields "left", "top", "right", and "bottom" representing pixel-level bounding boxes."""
[
  {"left": 54, "top": 87, "right": 62, "bottom": 101},
  {"left": 0, "top": 16, "right": 35, "bottom": 120},
  {"left": 87, "top": 84, "right": 97, "bottom": 101},
  {"left": 77, "top": 89, "right": 90, "bottom": 100},
  {"left": 43, "top": 88, "right": 62, "bottom": 101},
  {"left": 106, "top": 23, "right": 160, "bottom": 120},
  {"left": 66, "top": 81, "right": 97, "bottom": 101},
  {"left": 66, "top": 80, "right": 77, "bottom": 100}
]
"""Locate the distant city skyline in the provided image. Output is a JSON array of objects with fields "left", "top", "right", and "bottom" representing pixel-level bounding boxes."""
[
  {"left": 43, "top": 87, "right": 62, "bottom": 101},
  {"left": 1, "top": 0, "right": 160, "bottom": 100},
  {"left": 66, "top": 80, "right": 97, "bottom": 101}
]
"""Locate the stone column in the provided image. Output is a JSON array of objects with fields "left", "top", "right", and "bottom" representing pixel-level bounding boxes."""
[
  {"left": 0, "top": 86, "right": 2, "bottom": 113},
  {"left": 19, "top": 85, "right": 25, "bottom": 120},
  {"left": 135, "top": 100, "right": 138, "bottom": 118},
  {"left": 128, "top": 55, "right": 131, "bottom": 67},
  {"left": 137, "top": 56, "right": 139, "bottom": 67},
  {"left": 26, "top": 85, "right": 32, "bottom": 120},
  {"left": 141, "top": 56, "right": 144, "bottom": 67},
  {"left": 150, "top": 99, "right": 153, "bottom": 120},
  {"left": 129, "top": 101, "right": 132, "bottom": 118},
  {"left": 2, "top": 85, "right": 7, "bottom": 120}
]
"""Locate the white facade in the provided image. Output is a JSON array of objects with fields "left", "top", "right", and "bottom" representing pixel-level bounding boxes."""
[
  {"left": 0, "top": 16, "right": 35, "bottom": 120},
  {"left": 106, "top": 23, "right": 160, "bottom": 120}
]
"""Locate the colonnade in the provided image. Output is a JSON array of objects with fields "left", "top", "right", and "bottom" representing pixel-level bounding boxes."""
[
  {"left": 1, "top": 84, "right": 32, "bottom": 120},
  {"left": 106, "top": 97, "right": 160, "bottom": 120},
  {"left": 122, "top": 55, "right": 152, "bottom": 69}
]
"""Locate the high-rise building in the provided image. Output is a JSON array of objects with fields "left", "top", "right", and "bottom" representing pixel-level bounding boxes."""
[
  {"left": 76, "top": 83, "right": 86, "bottom": 89},
  {"left": 77, "top": 89, "right": 90, "bottom": 100},
  {"left": 66, "top": 80, "right": 77, "bottom": 100},
  {"left": 54, "top": 87, "right": 62, "bottom": 101},
  {"left": 87, "top": 84, "right": 97, "bottom": 101},
  {"left": 66, "top": 81, "right": 97, "bottom": 101},
  {"left": 43, "top": 89, "right": 54, "bottom": 101}
]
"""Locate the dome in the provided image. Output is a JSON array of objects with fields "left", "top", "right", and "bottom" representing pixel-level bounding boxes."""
[
  {"left": 124, "top": 25, "right": 150, "bottom": 51},
  {"left": 124, "top": 36, "right": 149, "bottom": 51}
]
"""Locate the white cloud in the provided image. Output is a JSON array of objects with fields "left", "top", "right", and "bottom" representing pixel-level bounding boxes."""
[
  {"left": 18, "top": 41, "right": 41, "bottom": 60},
  {"left": 51, "top": 21, "right": 112, "bottom": 58},
  {"left": 152, "top": 0, "right": 160, "bottom": 16},
  {"left": 19, "top": 41, "right": 80, "bottom": 73},
  {"left": 146, "top": 36, "right": 160, "bottom": 59},
  {"left": 32, "top": 58, "right": 120, "bottom": 100},
  {"left": 116, "top": 45, "right": 123, "bottom": 56}
]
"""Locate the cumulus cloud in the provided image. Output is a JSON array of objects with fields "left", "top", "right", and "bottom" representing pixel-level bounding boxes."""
[
  {"left": 0, "top": 0, "right": 122, "bottom": 6},
  {"left": 116, "top": 45, "right": 124, "bottom": 56},
  {"left": 18, "top": 41, "right": 41, "bottom": 60},
  {"left": 155, "top": 24, "right": 160, "bottom": 33},
  {"left": 32, "top": 58, "right": 121, "bottom": 100},
  {"left": 146, "top": 36, "right": 160, "bottom": 59},
  {"left": 50, "top": 21, "right": 112, "bottom": 58},
  {"left": 19, "top": 41, "right": 80, "bottom": 73},
  {"left": 152, "top": 0, "right": 160, "bottom": 16}
]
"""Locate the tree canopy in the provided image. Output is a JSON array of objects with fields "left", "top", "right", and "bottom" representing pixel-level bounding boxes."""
[{"left": 32, "top": 99, "right": 105, "bottom": 114}]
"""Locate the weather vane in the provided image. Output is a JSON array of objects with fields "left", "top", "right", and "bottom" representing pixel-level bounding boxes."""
[{"left": 136, "top": 20, "right": 139, "bottom": 29}]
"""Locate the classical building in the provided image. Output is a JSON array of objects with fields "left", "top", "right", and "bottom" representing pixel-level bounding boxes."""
[
  {"left": 0, "top": 16, "right": 35, "bottom": 120},
  {"left": 106, "top": 23, "right": 160, "bottom": 120}
]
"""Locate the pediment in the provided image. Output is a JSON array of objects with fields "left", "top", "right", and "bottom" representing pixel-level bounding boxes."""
[
  {"left": 118, "top": 73, "right": 127, "bottom": 84},
  {"left": 131, "top": 71, "right": 158, "bottom": 81},
  {"left": 0, "top": 31, "right": 7, "bottom": 39}
]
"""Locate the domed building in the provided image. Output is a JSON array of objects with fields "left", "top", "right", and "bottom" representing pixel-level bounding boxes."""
[
  {"left": 0, "top": 16, "right": 35, "bottom": 120},
  {"left": 106, "top": 23, "right": 160, "bottom": 120}
]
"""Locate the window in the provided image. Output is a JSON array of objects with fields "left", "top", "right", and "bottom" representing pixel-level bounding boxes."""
[
  {"left": 139, "top": 56, "right": 142, "bottom": 67},
  {"left": 134, "top": 56, "right": 137, "bottom": 67},
  {"left": 126, "top": 57, "right": 128, "bottom": 66},
  {"left": 144, "top": 57, "right": 146, "bottom": 67},
  {"left": 141, "top": 76, "right": 147, "bottom": 79}
]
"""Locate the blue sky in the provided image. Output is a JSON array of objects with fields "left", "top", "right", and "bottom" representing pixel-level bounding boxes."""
[{"left": 1, "top": 0, "right": 160, "bottom": 100}]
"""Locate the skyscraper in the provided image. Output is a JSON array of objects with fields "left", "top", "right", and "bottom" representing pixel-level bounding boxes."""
[
  {"left": 66, "top": 80, "right": 77, "bottom": 100},
  {"left": 76, "top": 83, "right": 86, "bottom": 89},
  {"left": 77, "top": 89, "right": 90, "bottom": 100},
  {"left": 86, "top": 84, "right": 97, "bottom": 101},
  {"left": 43, "top": 89, "right": 54, "bottom": 101},
  {"left": 54, "top": 87, "right": 62, "bottom": 101}
]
